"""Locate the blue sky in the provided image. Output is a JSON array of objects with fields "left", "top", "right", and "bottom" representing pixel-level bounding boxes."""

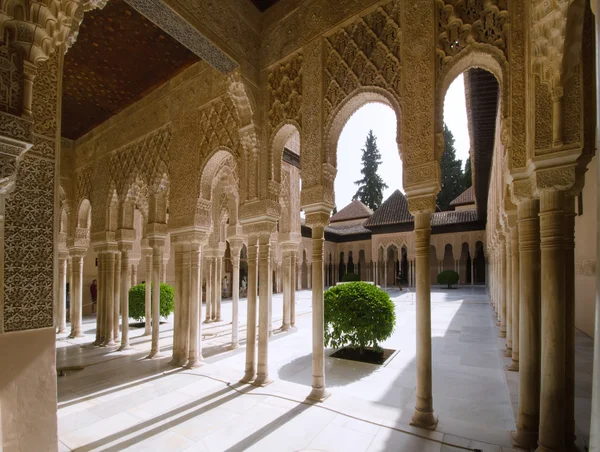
[{"left": 334, "top": 74, "right": 470, "bottom": 210}]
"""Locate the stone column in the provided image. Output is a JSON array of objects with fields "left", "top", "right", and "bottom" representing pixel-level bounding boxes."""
[
  {"left": 499, "top": 237, "right": 507, "bottom": 338},
  {"left": 171, "top": 241, "right": 186, "bottom": 366},
  {"left": 103, "top": 250, "right": 116, "bottom": 346},
  {"left": 374, "top": 261, "right": 378, "bottom": 285},
  {"left": 537, "top": 190, "right": 566, "bottom": 451},
  {"left": 113, "top": 251, "right": 121, "bottom": 343},
  {"left": 93, "top": 252, "right": 105, "bottom": 345},
  {"left": 281, "top": 248, "right": 292, "bottom": 331},
  {"left": 68, "top": 250, "right": 85, "bottom": 338},
  {"left": 471, "top": 261, "right": 475, "bottom": 285},
  {"left": 564, "top": 196, "right": 576, "bottom": 446},
  {"left": 131, "top": 262, "right": 138, "bottom": 287},
  {"left": 384, "top": 259, "right": 388, "bottom": 288},
  {"left": 57, "top": 254, "right": 68, "bottom": 333},
  {"left": 291, "top": 250, "right": 297, "bottom": 327},
  {"left": 230, "top": 238, "right": 243, "bottom": 349},
  {"left": 306, "top": 208, "right": 330, "bottom": 401},
  {"left": 512, "top": 200, "right": 541, "bottom": 449},
  {"left": 204, "top": 256, "right": 213, "bottom": 323},
  {"left": 143, "top": 247, "right": 152, "bottom": 336},
  {"left": 590, "top": 4, "right": 600, "bottom": 451},
  {"left": 241, "top": 235, "right": 258, "bottom": 383},
  {"left": 254, "top": 232, "right": 272, "bottom": 386},
  {"left": 118, "top": 241, "right": 132, "bottom": 351},
  {"left": 504, "top": 233, "right": 512, "bottom": 355},
  {"left": 410, "top": 211, "right": 437, "bottom": 428},
  {"left": 216, "top": 254, "right": 223, "bottom": 321},
  {"left": 188, "top": 239, "right": 204, "bottom": 367},
  {"left": 268, "top": 253, "right": 274, "bottom": 337},
  {"left": 508, "top": 225, "right": 520, "bottom": 371},
  {"left": 148, "top": 234, "right": 165, "bottom": 358}
]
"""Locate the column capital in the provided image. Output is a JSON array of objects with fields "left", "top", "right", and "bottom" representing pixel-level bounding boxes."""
[
  {"left": 68, "top": 246, "right": 87, "bottom": 259},
  {"left": 408, "top": 194, "right": 437, "bottom": 216},
  {"left": 228, "top": 236, "right": 245, "bottom": 254},
  {"left": 92, "top": 241, "right": 118, "bottom": 254},
  {"left": 116, "top": 228, "right": 136, "bottom": 245},
  {"left": 241, "top": 220, "right": 277, "bottom": 237},
  {"left": 170, "top": 228, "right": 210, "bottom": 247},
  {"left": 304, "top": 204, "right": 331, "bottom": 229}
]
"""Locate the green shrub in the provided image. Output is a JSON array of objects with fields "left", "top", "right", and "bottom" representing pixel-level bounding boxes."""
[
  {"left": 324, "top": 282, "right": 395, "bottom": 354},
  {"left": 437, "top": 270, "right": 459, "bottom": 289},
  {"left": 341, "top": 272, "right": 361, "bottom": 282},
  {"left": 129, "top": 283, "right": 175, "bottom": 322}
]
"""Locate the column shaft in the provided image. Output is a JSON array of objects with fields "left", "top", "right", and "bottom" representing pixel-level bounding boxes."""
[
  {"left": 94, "top": 253, "right": 104, "bottom": 345},
  {"left": 216, "top": 256, "right": 222, "bottom": 321},
  {"left": 57, "top": 258, "right": 67, "bottom": 333},
  {"left": 512, "top": 199, "right": 541, "bottom": 450},
  {"left": 231, "top": 251, "right": 240, "bottom": 348},
  {"left": 254, "top": 234, "right": 272, "bottom": 386},
  {"left": 104, "top": 252, "right": 116, "bottom": 346},
  {"left": 509, "top": 226, "right": 520, "bottom": 371},
  {"left": 282, "top": 250, "right": 291, "bottom": 330},
  {"left": 411, "top": 212, "right": 437, "bottom": 428},
  {"left": 505, "top": 235, "right": 513, "bottom": 354},
  {"left": 149, "top": 244, "right": 163, "bottom": 357},
  {"left": 564, "top": 196, "right": 576, "bottom": 445},
  {"left": 241, "top": 237, "right": 258, "bottom": 382},
  {"left": 113, "top": 252, "right": 121, "bottom": 343},
  {"left": 205, "top": 257, "right": 212, "bottom": 322},
  {"left": 290, "top": 252, "right": 297, "bottom": 327},
  {"left": 499, "top": 240, "right": 507, "bottom": 338},
  {"left": 171, "top": 245, "right": 184, "bottom": 365},
  {"left": 188, "top": 245, "right": 202, "bottom": 367},
  {"left": 69, "top": 254, "right": 84, "bottom": 337},
  {"left": 307, "top": 225, "right": 328, "bottom": 401},
  {"left": 119, "top": 250, "right": 131, "bottom": 350},
  {"left": 144, "top": 252, "right": 152, "bottom": 336}
]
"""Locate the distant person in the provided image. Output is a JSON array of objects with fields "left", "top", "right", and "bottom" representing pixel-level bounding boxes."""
[
  {"left": 90, "top": 279, "right": 97, "bottom": 314},
  {"left": 222, "top": 275, "right": 229, "bottom": 297},
  {"left": 396, "top": 272, "right": 403, "bottom": 291},
  {"left": 66, "top": 282, "right": 70, "bottom": 320}
]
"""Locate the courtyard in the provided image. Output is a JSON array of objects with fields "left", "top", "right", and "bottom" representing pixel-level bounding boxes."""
[{"left": 55, "top": 287, "right": 593, "bottom": 452}]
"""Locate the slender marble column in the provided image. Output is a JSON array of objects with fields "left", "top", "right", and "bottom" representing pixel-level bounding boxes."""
[
  {"left": 268, "top": 254, "right": 273, "bottom": 336},
  {"left": 171, "top": 243, "right": 186, "bottom": 366},
  {"left": 216, "top": 255, "right": 223, "bottom": 321},
  {"left": 144, "top": 250, "right": 152, "bottom": 336},
  {"left": 307, "top": 221, "right": 328, "bottom": 401},
  {"left": 512, "top": 200, "right": 541, "bottom": 450},
  {"left": 254, "top": 233, "right": 272, "bottom": 386},
  {"left": 103, "top": 251, "right": 116, "bottom": 346},
  {"left": 230, "top": 243, "right": 241, "bottom": 348},
  {"left": 188, "top": 243, "right": 203, "bottom": 367},
  {"left": 471, "top": 261, "right": 475, "bottom": 285},
  {"left": 281, "top": 249, "right": 291, "bottom": 331},
  {"left": 241, "top": 236, "right": 258, "bottom": 383},
  {"left": 93, "top": 253, "right": 104, "bottom": 345},
  {"left": 148, "top": 238, "right": 164, "bottom": 358},
  {"left": 564, "top": 196, "right": 576, "bottom": 446},
  {"left": 537, "top": 191, "right": 566, "bottom": 452},
  {"left": 505, "top": 234, "right": 513, "bottom": 355},
  {"left": 204, "top": 257, "right": 212, "bottom": 322},
  {"left": 290, "top": 251, "right": 297, "bottom": 327},
  {"left": 384, "top": 259, "right": 388, "bottom": 288},
  {"left": 113, "top": 252, "right": 121, "bottom": 343},
  {"left": 411, "top": 212, "right": 437, "bottom": 429},
  {"left": 211, "top": 257, "right": 218, "bottom": 321},
  {"left": 499, "top": 238, "right": 507, "bottom": 338},
  {"left": 57, "top": 256, "right": 68, "bottom": 333},
  {"left": 590, "top": 4, "right": 600, "bottom": 451},
  {"left": 508, "top": 226, "right": 520, "bottom": 371},
  {"left": 119, "top": 247, "right": 132, "bottom": 350},
  {"left": 131, "top": 262, "right": 138, "bottom": 287},
  {"left": 69, "top": 252, "right": 85, "bottom": 337}
]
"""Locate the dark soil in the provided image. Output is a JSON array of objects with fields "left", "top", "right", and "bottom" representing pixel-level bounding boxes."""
[
  {"left": 330, "top": 347, "right": 395, "bottom": 365},
  {"left": 129, "top": 321, "right": 167, "bottom": 328}
]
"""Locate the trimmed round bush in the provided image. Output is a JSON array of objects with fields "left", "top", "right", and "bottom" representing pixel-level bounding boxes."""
[
  {"left": 437, "top": 270, "right": 459, "bottom": 289},
  {"left": 324, "top": 282, "right": 396, "bottom": 354},
  {"left": 129, "top": 283, "right": 175, "bottom": 322}
]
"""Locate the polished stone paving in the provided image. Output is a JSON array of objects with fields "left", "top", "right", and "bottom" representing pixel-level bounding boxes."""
[{"left": 56, "top": 286, "right": 593, "bottom": 451}]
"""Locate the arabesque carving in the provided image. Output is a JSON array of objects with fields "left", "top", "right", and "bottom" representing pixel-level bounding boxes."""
[{"left": 268, "top": 53, "right": 302, "bottom": 132}]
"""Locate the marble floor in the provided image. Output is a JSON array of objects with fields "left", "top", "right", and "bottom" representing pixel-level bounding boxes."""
[{"left": 56, "top": 286, "right": 593, "bottom": 452}]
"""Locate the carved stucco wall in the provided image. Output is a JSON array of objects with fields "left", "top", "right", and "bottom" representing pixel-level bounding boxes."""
[{"left": 3, "top": 51, "right": 61, "bottom": 332}]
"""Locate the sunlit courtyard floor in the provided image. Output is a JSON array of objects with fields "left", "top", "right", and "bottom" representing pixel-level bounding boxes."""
[{"left": 56, "top": 286, "right": 593, "bottom": 452}]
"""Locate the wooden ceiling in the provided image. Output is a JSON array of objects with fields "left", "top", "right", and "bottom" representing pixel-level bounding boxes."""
[
  {"left": 250, "top": 0, "right": 282, "bottom": 12},
  {"left": 62, "top": 0, "right": 199, "bottom": 140},
  {"left": 466, "top": 68, "right": 499, "bottom": 221}
]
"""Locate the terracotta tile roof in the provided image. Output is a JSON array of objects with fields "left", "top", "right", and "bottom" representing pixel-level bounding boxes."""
[
  {"left": 431, "top": 209, "right": 478, "bottom": 226},
  {"left": 449, "top": 186, "right": 475, "bottom": 207},
  {"left": 363, "top": 190, "right": 412, "bottom": 227},
  {"left": 325, "top": 224, "right": 372, "bottom": 236},
  {"left": 330, "top": 200, "right": 373, "bottom": 223}
]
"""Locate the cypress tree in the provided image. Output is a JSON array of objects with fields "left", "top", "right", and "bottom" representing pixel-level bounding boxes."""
[
  {"left": 437, "top": 124, "right": 466, "bottom": 211},
  {"left": 353, "top": 130, "right": 388, "bottom": 211}
]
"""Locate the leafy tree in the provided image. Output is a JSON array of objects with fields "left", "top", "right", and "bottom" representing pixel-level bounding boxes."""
[
  {"left": 129, "top": 283, "right": 174, "bottom": 322},
  {"left": 437, "top": 124, "right": 467, "bottom": 211},
  {"left": 353, "top": 130, "right": 388, "bottom": 211},
  {"left": 332, "top": 205, "right": 338, "bottom": 215},
  {"left": 437, "top": 270, "right": 459, "bottom": 289}
]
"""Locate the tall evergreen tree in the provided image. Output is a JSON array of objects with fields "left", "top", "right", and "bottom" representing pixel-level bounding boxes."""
[
  {"left": 437, "top": 124, "right": 465, "bottom": 211},
  {"left": 463, "top": 156, "right": 472, "bottom": 189},
  {"left": 353, "top": 130, "right": 388, "bottom": 211}
]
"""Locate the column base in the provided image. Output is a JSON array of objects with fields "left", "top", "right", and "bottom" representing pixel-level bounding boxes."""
[
  {"left": 169, "top": 355, "right": 187, "bottom": 367},
  {"left": 506, "top": 361, "right": 519, "bottom": 372},
  {"left": 146, "top": 350, "right": 164, "bottom": 359},
  {"left": 498, "top": 331, "right": 506, "bottom": 338},
  {"left": 410, "top": 409, "right": 438, "bottom": 430},
  {"left": 511, "top": 429, "right": 539, "bottom": 450},
  {"left": 230, "top": 343, "right": 239, "bottom": 350},
  {"left": 57, "top": 327, "right": 67, "bottom": 334},
  {"left": 186, "top": 358, "right": 203, "bottom": 368},
  {"left": 504, "top": 348, "right": 512, "bottom": 357},
  {"left": 216, "top": 317, "right": 222, "bottom": 322},
  {"left": 280, "top": 323, "right": 290, "bottom": 331},
  {"left": 252, "top": 375, "right": 273, "bottom": 387},
  {"left": 143, "top": 330, "right": 151, "bottom": 336},
  {"left": 68, "top": 332, "right": 85, "bottom": 339},
  {"left": 103, "top": 339, "right": 116, "bottom": 346},
  {"left": 118, "top": 343, "right": 132, "bottom": 352},
  {"left": 240, "top": 371, "right": 256, "bottom": 384},
  {"left": 306, "top": 386, "right": 330, "bottom": 402},
  {"left": 204, "top": 319, "right": 214, "bottom": 324}
]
